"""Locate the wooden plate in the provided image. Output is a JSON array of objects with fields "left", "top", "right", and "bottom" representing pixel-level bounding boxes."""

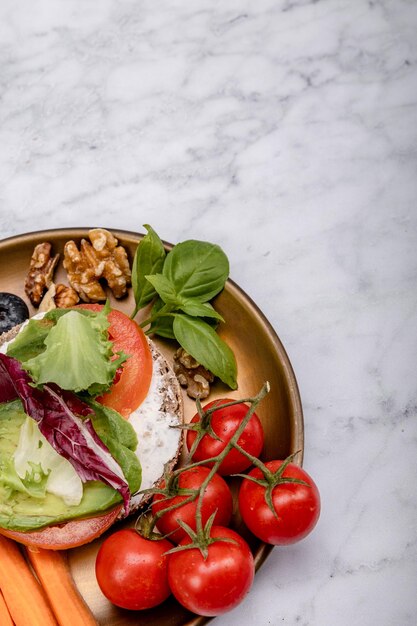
[{"left": 0, "top": 228, "right": 304, "bottom": 625}]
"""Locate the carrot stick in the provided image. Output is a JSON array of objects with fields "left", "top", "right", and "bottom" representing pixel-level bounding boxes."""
[
  {"left": 26, "top": 547, "right": 98, "bottom": 626},
  {"left": 0, "top": 535, "right": 57, "bottom": 626},
  {"left": 0, "top": 589, "right": 14, "bottom": 626}
]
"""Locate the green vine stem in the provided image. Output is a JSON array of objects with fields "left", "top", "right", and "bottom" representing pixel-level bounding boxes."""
[
  {"left": 231, "top": 449, "right": 307, "bottom": 519},
  {"left": 138, "top": 302, "right": 172, "bottom": 330},
  {"left": 138, "top": 382, "right": 270, "bottom": 552},
  {"left": 190, "top": 382, "right": 270, "bottom": 537},
  {"left": 136, "top": 380, "right": 306, "bottom": 556},
  {"left": 182, "top": 394, "right": 263, "bottom": 463}
]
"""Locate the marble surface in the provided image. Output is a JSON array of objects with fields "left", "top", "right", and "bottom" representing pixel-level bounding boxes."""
[{"left": 1, "top": 0, "right": 416, "bottom": 624}]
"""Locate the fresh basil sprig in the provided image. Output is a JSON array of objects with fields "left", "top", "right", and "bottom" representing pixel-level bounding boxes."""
[
  {"left": 173, "top": 314, "right": 237, "bottom": 390},
  {"left": 149, "top": 297, "right": 175, "bottom": 339},
  {"left": 131, "top": 224, "right": 166, "bottom": 318},
  {"left": 131, "top": 226, "right": 237, "bottom": 390},
  {"left": 162, "top": 239, "right": 229, "bottom": 302}
]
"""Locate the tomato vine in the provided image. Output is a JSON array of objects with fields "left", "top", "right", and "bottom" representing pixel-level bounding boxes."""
[
  {"left": 96, "top": 380, "right": 320, "bottom": 616},
  {"left": 136, "top": 380, "right": 314, "bottom": 553}
]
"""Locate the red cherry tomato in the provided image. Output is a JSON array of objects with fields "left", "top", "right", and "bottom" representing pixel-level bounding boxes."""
[
  {"left": 0, "top": 505, "right": 123, "bottom": 550},
  {"left": 238, "top": 460, "right": 320, "bottom": 545},
  {"left": 151, "top": 466, "right": 233, "bottom": 544},
  {"left": 186, "top": 399, "right": 264, "bottom": 475},
  {"left": 168, "top": 525, "right": 254, "bottom": 617},
  {"left": 95, "top": 529, "right": 173, "bottom": 610},
  {"left": 77, "top": 304, "right": 153, "bottom": 418}
]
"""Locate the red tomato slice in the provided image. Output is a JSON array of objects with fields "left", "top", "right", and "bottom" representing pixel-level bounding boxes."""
[
  {"left": 77, "top": 304, "right": 153, "bottom": 418},
  {"left": 0, "top": 505, "right": 123, "bottom": 550}
]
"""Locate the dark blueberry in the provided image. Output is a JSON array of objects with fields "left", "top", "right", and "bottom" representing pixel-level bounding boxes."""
[{"left": 0, "top": 292, "right": 30, "bottom": 334}]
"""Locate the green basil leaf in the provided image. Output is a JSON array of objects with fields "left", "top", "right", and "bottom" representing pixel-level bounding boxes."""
[
  {"left": 145, "top": 275, "right": 225, "bottom": 323},
  {"left": 163, "top": 240, "right": 229, "bottom": 302},
  {"left": 173, "top": 314, "right": 237, "bottom": 390},
  {"left": 131, "top": 224, "right": 166, "bottom": 316},
  {"left": 145, "top": 274, "right": 180, "bottom": 307},
  {"left": 149, "top": 297, "right": 175, "bottom": 339},
  {"left": 178, "top": 299, "right": 224, "bottom": 322},
  {"left": 87, "top": 401, "right": 142, "bottom": 494},
  {"left": 13, "top": 306, "right": 127, "bottom": 396}
]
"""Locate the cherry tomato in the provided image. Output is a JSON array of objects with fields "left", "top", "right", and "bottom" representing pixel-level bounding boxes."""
[
  {"left": 151, "top": 466, "right": 233, "bottom": 544},
  {"left": 186, "top": 399, "right": 264, "bottom": 475},
  {"left": 0, "top": 505, "right": 123, "bottom": 550},
  {"left": 168, "top": 525, "right": 254, "bottom": 616},
  {"left": 95, "top": 528, "right": 173, "bottom": 610},
  {"left": 238, "top": 460, "right": 320, "bottom": 545},
  {"left": 77, "top": 304, "right": 153, "bottom": 418}
]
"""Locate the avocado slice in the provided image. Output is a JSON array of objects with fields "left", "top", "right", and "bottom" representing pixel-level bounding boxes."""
[{"left": 0, "top": 400, "right": 123, "bottom": 531}]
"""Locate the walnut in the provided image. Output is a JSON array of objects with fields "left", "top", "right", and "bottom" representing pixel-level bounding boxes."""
[
  {"left": 25, "top": 243, "right": 60, "bottom": 307},
  {"left": 103, "top": 244, "right": 132, "bottom": 299},
  {"left": 39, "top": 283, "right": 57, "bottom": 312},
  {"left": 62, "top": 240, "right": 105, "bottom": 302},
  {"left": 173, "top": 348, "right": 215, "bottom": 400},
  {"left": 39, "top": 282, "right": 80, "bottom": 312},
  {"left": 54, "top": 284, "right": 80, "bottom": 308},
  {"left": 63, "top": 229, "right": 131, "bottom": 302},
  {"left": 88, "top": 228, "right": 118, "bottom": 257}
]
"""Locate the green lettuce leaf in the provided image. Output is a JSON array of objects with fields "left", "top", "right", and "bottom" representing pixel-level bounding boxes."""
[
  {"left": 0, "top": 399, "right": 142, "bottom": 531},
  {"left": 0, "top": 400, "right": 49, "bottom": 501},
  {"left": 0, "top": 459, "right": 48, "bottom": 500},
  {"left": 9, "top": 305, "right": 127, "bottom": 395},
  {"left": 14, "top": 415, "right": 84, "bottom": 506},
  {"left": 87, "top": 400, "right": 142, "bottom": 495}
]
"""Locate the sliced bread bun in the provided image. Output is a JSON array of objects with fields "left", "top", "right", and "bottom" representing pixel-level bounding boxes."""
[
  {"left": 0, "top": 318, "right": 184, "bottom": 547},
  {"left": 0, "top": 324, "right": 23, "bottom": 346},
  {"left": 127, "top": 337, "right": 184, "bottom": 512}
]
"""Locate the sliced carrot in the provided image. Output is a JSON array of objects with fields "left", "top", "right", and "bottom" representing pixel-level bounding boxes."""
[
  {"left": 0, "top": 590, "right": 14, "bottom": 626},
  {"left": 26, "top": 547, "right": 98, "bottom": 626},
  {"left": 0, "top": 535, "right": 57, "bottom": 626}
]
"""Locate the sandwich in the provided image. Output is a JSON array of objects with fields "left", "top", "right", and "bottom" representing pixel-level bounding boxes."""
[{"left": 0, "top": 303, "right": 183, "bottom": 550}]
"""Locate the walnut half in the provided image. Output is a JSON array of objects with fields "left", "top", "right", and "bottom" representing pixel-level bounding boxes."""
[
  {"left": 63, "top": 228, "right": 131, "bottom": 302},
  {"left": 173, "top": 348, "right": 215, "bottom": 400},
  {"left": 25, "top": 242, "right": 60, "bottom": 307},
  {"left": 39, "top": 283, "right": 80, "bottom": 312},
  {"left": 54, "top": 284, "right": 80, "bottom": 308}
]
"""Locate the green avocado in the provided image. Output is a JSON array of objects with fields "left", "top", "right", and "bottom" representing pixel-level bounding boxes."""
[{"left": 0, "top": 400, "right": 134, "bottom": 532}]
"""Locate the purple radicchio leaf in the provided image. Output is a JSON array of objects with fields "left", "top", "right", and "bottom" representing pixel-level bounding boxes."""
[
  {"left": 0, "top": 355, "right": 20, "bottom": 403},
  {"left": 0, "top": 353, "right": 130, "bottom": 514}
]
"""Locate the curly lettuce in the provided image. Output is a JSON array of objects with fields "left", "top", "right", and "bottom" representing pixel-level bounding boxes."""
[{"left": 6, "top": 304, "right": 126, "bottom": 396}]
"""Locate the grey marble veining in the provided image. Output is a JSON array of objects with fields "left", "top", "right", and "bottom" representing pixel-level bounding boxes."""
[{"left": 1, "top": 1, "right": 416, "bottom": 624}]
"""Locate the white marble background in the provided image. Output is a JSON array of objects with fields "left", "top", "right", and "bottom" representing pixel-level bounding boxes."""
[{"left": 1, "top": 0, "right": 416, "bottom": 624}]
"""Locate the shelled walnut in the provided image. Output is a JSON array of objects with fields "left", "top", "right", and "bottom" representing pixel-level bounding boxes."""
[
  {"left": 54, "top": 284, "right": 80, "bottom": 308},
  {"left": 24, "top": 242, "right": 60, "bottom": 307},
  {"left": 63, "top": 228, "right": 131, "bottom": 302},
  {"left": 173, "top": 348, "right": 214, "bottom": 399},
  {"left": 39, "top": 283, "right": 80, "bottom": 312}
]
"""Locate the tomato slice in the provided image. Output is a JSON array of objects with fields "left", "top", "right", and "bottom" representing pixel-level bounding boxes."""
[
  {"left": 77, "top": 304, "right": 153, "bottom": 418},
  {"left": 0, "top": 505, "right": 123, "bottom": 550}
]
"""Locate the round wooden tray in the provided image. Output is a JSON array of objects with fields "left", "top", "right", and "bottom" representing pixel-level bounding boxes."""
[{"left": 0, "top": 228, "right": 303, "bottom": 625}]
